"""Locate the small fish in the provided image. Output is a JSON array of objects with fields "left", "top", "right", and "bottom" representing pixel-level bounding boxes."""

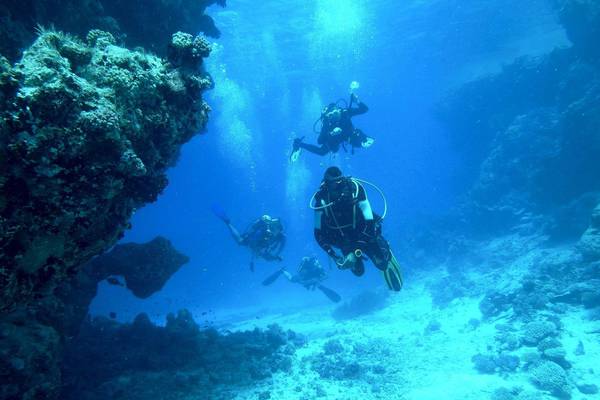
[
  {"left": 106, "top": 277, "right": 124, "bottom": 287},
  {"left": 109, "top": 312, "right": 117, "bottom": 319}
]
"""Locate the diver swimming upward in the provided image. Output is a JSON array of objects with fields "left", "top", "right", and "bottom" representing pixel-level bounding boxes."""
[
  {"left": 310, "top": 166, "right": 403, "bottom": 291},
  {"left": 290, "top": 92, "right": 374, "bottom": 161}
]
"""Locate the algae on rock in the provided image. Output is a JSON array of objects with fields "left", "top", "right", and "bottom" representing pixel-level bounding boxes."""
[{"left": 0, "top": 30, "right": 210, "bottom": 312}]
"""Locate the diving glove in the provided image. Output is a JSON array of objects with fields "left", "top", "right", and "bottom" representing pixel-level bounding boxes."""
[{"left": 361, "top": 137, "right": 375, "bottom": 148}]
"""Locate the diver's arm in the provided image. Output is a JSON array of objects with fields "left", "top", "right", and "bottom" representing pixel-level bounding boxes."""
[
  {"left": 261, "top": 235, "right": 285, "bottom": 261},
  {"left": 314, "top": 228, "right": 339, "bottom": 261},
  {"left": 348, "top": 96, "right": 368, "bottom": 117},
  {"left": 358, "top": 200, "right": 374, "bottom": 221},
  {"left": 356, "top": 183, "right": 374, "bottom": 221}
]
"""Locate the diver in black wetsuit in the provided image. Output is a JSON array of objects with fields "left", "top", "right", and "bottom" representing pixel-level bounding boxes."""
[
  {"left": 216, "top": 213, "right": 286, "bottom": 271},
  {"left": 291, "top": 93, "right": 374, "bottom": 160},
  {"left": 311, "top": 166, "right": 403, "bottom": 291},
  {"left": 262, "top": 256, "right": 341, "bottom": 302}
]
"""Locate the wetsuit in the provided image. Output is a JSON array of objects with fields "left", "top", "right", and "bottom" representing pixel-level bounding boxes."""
[
  {"left": 241, "top": 218, "right": 286, "bottom": 261},
  {"left": 313, "top": 177, "right": 392, "bottom": 276},
  {"left": 298, "top": 100, "right": 369, "bottom": 156}
]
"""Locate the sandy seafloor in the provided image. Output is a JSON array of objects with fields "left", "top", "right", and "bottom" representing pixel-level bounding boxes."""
[{"left": 199, "top": 238, "right": 600, "bottom": 400}]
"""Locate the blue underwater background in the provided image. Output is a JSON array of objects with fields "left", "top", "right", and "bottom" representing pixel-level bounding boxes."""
[
  {"left": 2, "top": 0, "right": 600, "bottom": 399},
  {"left": 93, "top": 0, "right": 568, "bottom": 315}
]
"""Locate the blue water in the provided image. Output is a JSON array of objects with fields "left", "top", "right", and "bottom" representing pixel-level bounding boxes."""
[{"left": 91, "top": 0, "right": 568, "bottom": 319}]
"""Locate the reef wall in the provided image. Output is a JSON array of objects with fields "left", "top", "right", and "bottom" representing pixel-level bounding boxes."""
[
  {"left": 0, "top": 2, "right": 224, "bottom": 399},
  {"left": 62, "top": 312, "right": 302, "bottom": 400},
  {"left": 0, "top": 29, "right": 211, "bottom": 314},
  {"left": 0, "top": 0, "right": 225, "bottom": 62},
  {"left": 1, "top": 236, "right": 189, "bottom": 400},
  {"left": 435, "top": 0, "right": 600, "bottom": 242}
]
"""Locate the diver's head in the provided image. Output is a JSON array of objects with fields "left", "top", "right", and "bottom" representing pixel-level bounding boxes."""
[
  {"left": 325, "top": 108, "right": 342, "bottom": 124},
  {"left": 324, "top": 166, "right": 343, "bottom": 182},
  {"left": 323, "top": 167, "right": 345, "bottom": 191},
  {"left": 261, "top": 215, "right": 273, "bottom": 222}
]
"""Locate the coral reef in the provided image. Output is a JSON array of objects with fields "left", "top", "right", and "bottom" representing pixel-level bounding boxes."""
[
  {"left": 0, "top": 0, "right": 225, "bottom": 62},
  {"left": 0, "top": 237, "right": 189, "bottom": 399},
  {"left": 578, "top": 202, "right": 600, "bottom": 260},
  {"left": 530, "top": 361, "right": 571, "bottom": 399},
  {"left": 308, "top": 338, "right": 391, "bottom": 383},
  {"left": 0, "top": 0, "right": 220, "bottom": 396},
  {"left": 61, "top": 311, "right": 300, "bottom": 400},
  {"left": 434, "top": 0, "right": 600, "bottom": 242},
  {"left": 1, "top": 30, "right": 210, "bottom": 312}
]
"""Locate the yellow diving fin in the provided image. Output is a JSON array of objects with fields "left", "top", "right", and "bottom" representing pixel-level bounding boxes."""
[{"left": 382, "top": 251, "right": 403, "bottom": 291}]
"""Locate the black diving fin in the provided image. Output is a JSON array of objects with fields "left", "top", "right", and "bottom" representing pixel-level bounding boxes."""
[
  {"left": 317, "top": 284, "right": 342, "bottom": 303},
  {"left": 262, "top": 268, "right": 286, "bottom": 286},
  {"left": 211, "top": 203, "right": 230, "bottom": 223}
]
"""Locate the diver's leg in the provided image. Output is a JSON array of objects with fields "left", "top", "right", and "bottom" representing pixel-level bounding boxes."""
[
  {"left": 298, "top": 141, "right": 330, "bottom": 156},
  {"left": 262, "top": 268, "right": 287, "bottom": 285},
  {"left": 226, "top": 223, "right": 245, "bottom": 245},
  {"left": 365, "top": 237, "right": 402, "bottom": 291}
]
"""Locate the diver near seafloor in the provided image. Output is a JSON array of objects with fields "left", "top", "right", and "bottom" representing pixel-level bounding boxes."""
[
  {"left": 262, "top": 256, "right": 342, "bottom": 303},
  {"left": 310, "top": 166, "right": 403, "bottom": 291},
  {"left": 290, "top": 82, "right": 374, "bottom": 161},
  {"left": 212, "top": 206, "right": 286, "bottom": 272}
]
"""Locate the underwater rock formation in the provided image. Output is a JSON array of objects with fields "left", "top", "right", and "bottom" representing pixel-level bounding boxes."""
[
  {"left": 0, "top": 0, "right": 226, "bottom": 62},
  {"left": 578, "top": 202, "right": 600, "bottom": 260},
  {"left": 59, "top": 236, "right": 189, "bottom": 337},
  {"left": 436, "top": 0, "right": 600, "bottom": 241},
  {"left": 88, "top": 236, "right": 190, "bottom": 298},
  {"left": 61, "top": 311, "right": 300, "bottom": 400},
  {"left": 0, "top": 30, "right": 210, "bottom": 313},
  {"left": 0, "top": 237, "right": 190, "bottom": 399},
  {"left": 0, "top": 27, "right": 211, "bottom": 399}
]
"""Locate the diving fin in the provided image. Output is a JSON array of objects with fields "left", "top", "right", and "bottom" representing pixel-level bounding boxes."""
[
  {"left": 290, "top": 137, "right": 304, "bottom": 162},
  {"left": 262, "top": 268, "right": 285, "bottom": 286},
  {"left": 317, "top": 284, "right": 342, "bottom": 303},
  {"left": 382, "top": 252, "right": 403, "bottom": 291},
  {"left": 211, "top": 203, "right": 230, "bottom": 223},
  {"left": 291, "top": 148, "right": 301, "bottom": 162}
]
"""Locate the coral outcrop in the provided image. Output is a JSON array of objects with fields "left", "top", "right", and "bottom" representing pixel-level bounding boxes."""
[
  {"left": 435, "top": 0, "right": 600, "bottom": 241},
  {"left": 61, "top": 311, "right": 300, "bottom": 400},
  {"left": 87, "top": 236, "right": 190, "bottom": 299},
  {"left": 578, "top": 203, "right": 600, "bottom": 260},
  {"left": 1, "top": 237, "right": 190, "bottom": 399},
  {"left": 0, "top": 28, "right": 211, "bottom": 398},
  {"left": 0, "top": 0, "right": 226, "bottom": 62},
  {"left": 0, "top": 30, "right": 210, "bottom": 313}
]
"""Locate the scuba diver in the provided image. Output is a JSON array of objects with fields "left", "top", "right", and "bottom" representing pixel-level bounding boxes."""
[
  {"left": 310, "top": 166, "right": 403, "bottom": 291},
  {"left": 213, "top": 206, "right": 286, "bottom": 272},
  {"left": 290, "top": 92, "right": 374, "bottom": 161},
  {"left": 262, "top": 256, "right": 342, "bottom": 303}
]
